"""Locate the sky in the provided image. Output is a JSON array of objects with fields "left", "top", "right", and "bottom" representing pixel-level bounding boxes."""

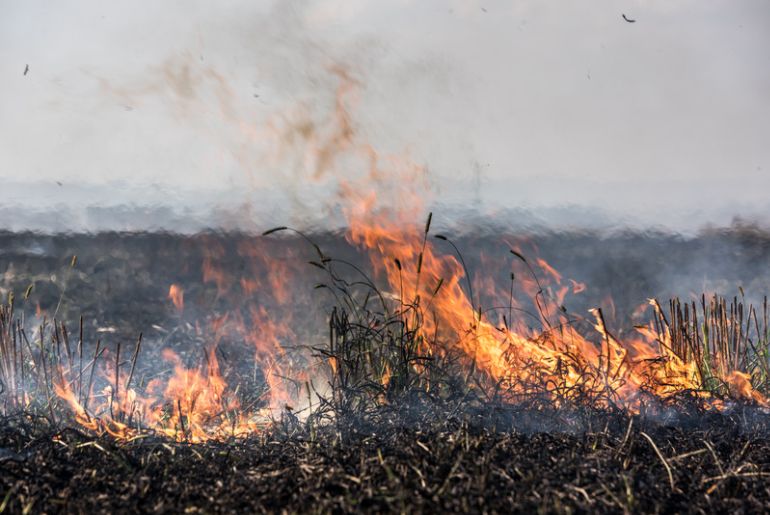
[{"left": 0, "top": 0, "right": 769, "bottom": 232}]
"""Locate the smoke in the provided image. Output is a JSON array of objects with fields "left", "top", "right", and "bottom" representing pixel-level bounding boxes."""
[{"left": 0, "top": 0, "right": 769, "bottom": 233}]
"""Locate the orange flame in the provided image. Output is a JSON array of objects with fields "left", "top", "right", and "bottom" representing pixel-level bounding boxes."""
[
  {"left": 52, "top": 66, "right": 768, "bottom": 442},
  {"left": 168, "top": 284, "right": 184, "bottom": 313}
]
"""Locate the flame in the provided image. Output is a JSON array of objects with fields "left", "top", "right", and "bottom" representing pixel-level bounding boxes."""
[
  {"left": 346, "top": 204, "right": 767, "bottom": 409},
  {"left": 168, "top": 284, "right": 184, "bottom": 313},
  {"left": 54, "top": 345, "right": 272, "bottom": 442},
  {"left": 725, "top": 371, "right": 768, "bottom": 407},
  {"left": 324, "top": 71, "right": 767, "bottom": 411},
  {"left": 381, "top": 364, "right": 392, "bottom": 388},
  {"left": 50, "top": 66, "right": 768, "bottom": 442}
]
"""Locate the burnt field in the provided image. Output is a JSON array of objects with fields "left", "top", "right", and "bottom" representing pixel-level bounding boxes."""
[
  {"left": 2, "top": 408, "right": 770, "bottom": 513},
  {"left": 3, "top": 224, "right": 770, "bottom": 336},
  {"left": 2, "top": 226, "right": 770, "bottom": 513}
]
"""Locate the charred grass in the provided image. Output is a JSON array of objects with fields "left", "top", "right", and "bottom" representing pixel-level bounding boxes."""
[
  {"left": 3, "top": 228, "right": 770, "bottom": 513},
  {"left": 2, "top": 408, "right": 770, "bottom": 513}
]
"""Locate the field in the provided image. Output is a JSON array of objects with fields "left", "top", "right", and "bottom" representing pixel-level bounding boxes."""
[
  {"left": 1, "top": 227, "right": 770, "bottom": 513},
  {"left": 2, "top": 409, "right": 770, "bottom": 513}
]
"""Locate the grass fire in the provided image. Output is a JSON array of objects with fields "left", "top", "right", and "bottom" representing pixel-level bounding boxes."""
[{"left": 2, "top": 1, "right": 770, "bottom": 513}]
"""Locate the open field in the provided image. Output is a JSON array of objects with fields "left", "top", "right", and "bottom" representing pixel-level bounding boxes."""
[{"left": 2, "top": 227, "right": 770, "bottom": 513}]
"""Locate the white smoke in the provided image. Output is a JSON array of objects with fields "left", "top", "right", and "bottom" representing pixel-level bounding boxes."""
[{"left": 0, "top": 0, "right": 768, "bottom": 233}]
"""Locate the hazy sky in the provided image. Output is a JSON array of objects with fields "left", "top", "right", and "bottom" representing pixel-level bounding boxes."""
[{"left": 1, "top": 0, "right": 769, "bottom": 231}]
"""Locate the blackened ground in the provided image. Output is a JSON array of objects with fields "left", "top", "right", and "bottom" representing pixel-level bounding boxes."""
[
  {"left": 2, "top": 223, "right": 770, "bottom": 336},
  {"left": 1, "top": 408, "right": 770, "bottom": 514},
  {"left": 3, "top": 228, "right": 770, "bottom": 513}
]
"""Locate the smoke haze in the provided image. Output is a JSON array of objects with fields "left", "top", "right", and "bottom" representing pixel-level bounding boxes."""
[{"left": 1, "top": 0, "right": 769, "bottom": 232}]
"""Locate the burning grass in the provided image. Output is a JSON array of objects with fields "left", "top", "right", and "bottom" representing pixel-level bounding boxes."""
[
  {"left": 1, "top": 218, "right": 769, "bottom": 441},
  {"left": 2, "top": 226, "right": 770, "bottom": 512},
  {"left": 2, "top": 58, "right": 769, "bottom": 510}
]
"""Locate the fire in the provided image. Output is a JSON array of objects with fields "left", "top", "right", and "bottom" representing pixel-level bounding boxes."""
[
  {"left": 54, "top": 234, "right": 315, "bottom": 441},
  {"left": 140, "top": 348, "right": 256, "bottom": 441},
  {"left": 168, "top": 284, "right": 184, "bottom": 313},
  {"left": 53, "top": 344, "right": 272, "bottom": 442},
  {"left": 725, "top": 371, "right": 768, "bottom": 407},
  {"left": 321, "top": 70, "right": 767, "bottom": 411},
  {"left": 348, "top": 207, "right": 766, "bottom": 409},
  {"left": 48, "top": 67, "right": 768, "bottom": 441}
]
